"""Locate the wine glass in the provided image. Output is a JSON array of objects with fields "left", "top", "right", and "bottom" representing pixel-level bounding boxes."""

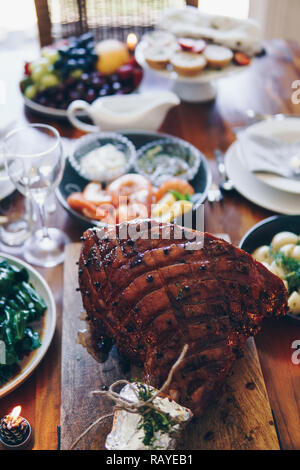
[{"left": 3, "top": 124, "right": 69, "bottom": 267}]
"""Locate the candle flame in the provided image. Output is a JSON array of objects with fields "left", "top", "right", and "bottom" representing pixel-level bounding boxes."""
[
  {"left": 127, "top": 33, "right": 138, "bottom": 51},
  {"left": 10, "top": 406, "right": 21, "bottom": 420}
]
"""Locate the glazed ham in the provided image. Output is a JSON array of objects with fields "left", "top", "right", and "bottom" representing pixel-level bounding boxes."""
[{"left": 78, "top": 221, "right": 288, "bottom": 416}]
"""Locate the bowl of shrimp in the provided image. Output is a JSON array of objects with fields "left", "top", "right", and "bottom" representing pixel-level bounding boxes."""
[
  {"left": 56, "top": 130, "right": 211, "bottom": 229},
  {"left": 240, "top": 215, "right": 300, "bottom": 321}
]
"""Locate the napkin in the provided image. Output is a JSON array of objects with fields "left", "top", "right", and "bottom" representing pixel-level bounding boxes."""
[{"left": 237, "top": 131, "right": 300, "bottom": 178}]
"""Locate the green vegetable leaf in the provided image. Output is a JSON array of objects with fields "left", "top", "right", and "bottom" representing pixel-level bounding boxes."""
[
  {"left": 270, "top": 249, "right": 300, "bottom": 293},
  {"left": 168, "top": 190, "right": 191, "bottom": 201},
  {"left": 0, "top": 260, "right": 46, "bottom": 384}
]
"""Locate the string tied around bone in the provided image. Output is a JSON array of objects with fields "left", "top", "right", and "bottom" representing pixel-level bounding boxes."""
[{"left": 70, "top": 344, "right": 188, "bottom": 450}]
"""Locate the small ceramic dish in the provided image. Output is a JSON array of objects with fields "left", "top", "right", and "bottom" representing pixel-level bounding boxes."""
[
  {"left": 68, "top": 132, "right": 137, "bottom": 183},
  {"left": 135, "top": 137, "right": 202, "bottom": 185}
]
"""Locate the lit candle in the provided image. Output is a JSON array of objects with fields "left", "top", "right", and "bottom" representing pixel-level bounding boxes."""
[
  {"left": 127, "top": 33, "right": 138, "bottom": 53},
  {"left": 0, "top": 406, "right": 31, "bottom": 449}
]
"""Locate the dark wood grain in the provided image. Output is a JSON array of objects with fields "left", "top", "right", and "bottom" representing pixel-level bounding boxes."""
[
  {"left": 0, "top": 38, "right": 299, "bottom": 450},
  {"left": 61, "top": 244, "right": 279, "bottom": 450}
]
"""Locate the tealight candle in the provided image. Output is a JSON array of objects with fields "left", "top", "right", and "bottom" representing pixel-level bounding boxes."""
[
  {"left": 0, "top": 406, "right": 31, "bottom": 449},
  {"left": 127, "top": 33, "right": 138, "bottom": 53}
]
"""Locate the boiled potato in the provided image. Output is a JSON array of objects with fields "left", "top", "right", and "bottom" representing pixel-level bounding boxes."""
[
  {"left": 271, "top": 232, "right": 298, "bottom": 250},
  {"left": 172, "top": 200, "right": 193, "bottom": 218},
  {"left": 95, "top": 39, "right": 130, "bottom": 75},
  {"left": 282, "top": 280, "right": 289, "bottom": 291},
  {"left": 288, "top": 291, "right": 300, "bottom": 315},
  {"left": 279, "top": 243, "right": 296, "bottom": 257},
  {"left": 252, "top": 245, "right": 271, "bottom": 263},
  {"left": 152, "top": 193, "right": 176, "bottom": 218},
  {"left": 291, "top": 245, "right": 300, "bottom": 261},
  {"left": 269, "top": 260, "right": 285, "bottom": 279},
  {"left": 152, "top": 202, "right": 172, "bottom": 218}
]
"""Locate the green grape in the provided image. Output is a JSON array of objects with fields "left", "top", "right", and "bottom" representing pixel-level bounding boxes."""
[
  {"left": 70, "top": 69, "right": 83, "bottom": 79},
  {"left": 39, "top": 57, "right": 51, "bottom": 72},
  {"left": 31, "top": 65, "right": 45, "bottom": 83},
  {"left": 42, "top": 47, "right": 60, "bottom": 65},
  {"left": 39, "top": 73, "right": 59, "bottom": 91},
  {"left": 24, "top": 84, "right": 37, "bottom": 100}
]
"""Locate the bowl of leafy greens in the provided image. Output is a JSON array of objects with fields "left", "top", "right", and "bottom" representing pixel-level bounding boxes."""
[{"left": 0, "top": 254, "right": 56, "bottom": 397}]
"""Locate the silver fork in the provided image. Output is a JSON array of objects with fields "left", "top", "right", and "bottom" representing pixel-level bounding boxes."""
[
  {"left": 208, "top": 182, "right": 223, "bottom": 203},
  {"left": 214, "top": 149, "right": 234, "bottom": 191}
]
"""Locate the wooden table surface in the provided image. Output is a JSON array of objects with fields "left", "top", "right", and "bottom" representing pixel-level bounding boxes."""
[{"left": 0, "top": 38, "right": 299, "bottom": 450}]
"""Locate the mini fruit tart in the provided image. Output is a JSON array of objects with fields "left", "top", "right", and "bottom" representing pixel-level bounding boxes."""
[
  {"left": 203, "top": 45, "right": 234, "bottom": 68},
  {"left": 144, "top": 46, "right": 171, "bottom": 70},
  {"left": 170, "top": 51, "right": 207, "bottom": 77}
]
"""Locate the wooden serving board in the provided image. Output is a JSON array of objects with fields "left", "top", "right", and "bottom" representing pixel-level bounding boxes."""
[{"left": 60, "top": 244, "right": 280, "bottom": 450}]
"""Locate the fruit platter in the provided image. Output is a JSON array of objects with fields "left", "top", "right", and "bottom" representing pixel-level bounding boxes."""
[{"left": 20, "top": 33, "right": 143, "bottom": 119}]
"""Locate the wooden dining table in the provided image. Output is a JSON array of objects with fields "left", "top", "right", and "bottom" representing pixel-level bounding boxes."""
[{"left": 0, "top": 37, "right": 299, "bottom": 450}]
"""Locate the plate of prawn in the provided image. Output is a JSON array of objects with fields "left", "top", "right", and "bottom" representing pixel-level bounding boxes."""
[{"left": 56, "top": 130, "right": 211, "bottom": 228}]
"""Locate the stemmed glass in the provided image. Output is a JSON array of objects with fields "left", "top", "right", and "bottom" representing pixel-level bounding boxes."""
[{"left": 3, "top": 124, "right": 69, "bottom": 267}]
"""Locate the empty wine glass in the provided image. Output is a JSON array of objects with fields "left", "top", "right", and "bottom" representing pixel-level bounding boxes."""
[{"left": 3, "top": 124, "right": 69, "bottom": 267}]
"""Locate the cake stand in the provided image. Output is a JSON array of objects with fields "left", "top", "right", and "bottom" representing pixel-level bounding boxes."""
[{"left": 135, "top": 42, "right": 251, "bottom": 103}]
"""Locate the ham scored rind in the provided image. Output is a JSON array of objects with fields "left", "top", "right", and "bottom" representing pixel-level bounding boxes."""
[{"left": 78, "top": 220, "right": 288, "bottom": 416}]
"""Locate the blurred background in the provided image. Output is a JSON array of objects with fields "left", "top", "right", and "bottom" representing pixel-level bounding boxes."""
[
  {"left": 0, "top": 0, "right": 299, "bottom": 132},
  {"left": 1, "top": 0, "right": 300, "bottom": 51}
]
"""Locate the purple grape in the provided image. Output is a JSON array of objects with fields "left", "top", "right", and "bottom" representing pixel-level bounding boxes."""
[
  {"left": 112, "top": 81, "right": 121, "bottom": 91},
  {"left": 69, "top": 90, "right": 81, "bottom": 101},
  {"left": 76, "top": 82, "right": 85, "bottom": 93},
  {"left": 86, "top": 88, "right": 96, "bottom": 102},
  {"left": 81, "top": 72, "right": 90, "bottom": 83}
]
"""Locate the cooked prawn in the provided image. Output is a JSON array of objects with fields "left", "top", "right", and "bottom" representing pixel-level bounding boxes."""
[
  {"left": 118, "top": 203, "right": 149, "bottom": 223},
  {"left": 155, "top": 178, "right": 194, "bottom": 202},
  {"left": 83, "top": 182, "right": 112, "bottom": 205},
  {"left": 107, "top": 173, "right": 153, "bottom": 212},
  {"left": 67, "top": 192, "right": 98, "bottom": 213}
]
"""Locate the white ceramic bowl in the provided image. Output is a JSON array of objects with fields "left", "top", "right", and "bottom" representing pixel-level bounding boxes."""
[{"left": 68, "top": 132, "right": 137, "bottom": 183}]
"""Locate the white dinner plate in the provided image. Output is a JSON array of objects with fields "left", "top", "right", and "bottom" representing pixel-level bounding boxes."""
[
  {"left": 225, "top": 142, "right": 300, "bottom": 215},
  {"left": 239, "top": 118, "right": 300, "bottom": 194},
  {"left": 0, "top": 253, "right": 56, "bottom": 398}
]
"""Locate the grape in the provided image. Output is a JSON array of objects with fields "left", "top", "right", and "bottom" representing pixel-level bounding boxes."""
[
  {"left": 54, "top": 59, "right": 64, "bottom": 70},
  {"left": 98, "top": 88, "right": 108, "bottom": 97},
  {"left": 70, "top": 69, "right": 83, "bottom": 79},
  {"left": 31, "top": 65, "right": 45, "bottom": 83},
  {"left": 69, "top": 90, "right": 81, "bottom": 101},
  {"left": 80, "top": 73, "right": 90, "bottom": 83},
  {"left": 24, "top": 84, "right": 37, "bottom": 100},
  {"left": 112, "top": 81, "right": 121, "bottom": 91},
  {"left": 42, "top": 47, "right": 60, "bottom": 65},
  {"left": 66, "top": 58, "right": 77, "bottom": 69},
  {"left": 72, "top": 48, "right": 86, "bottom": 58},
  {"left": 39, "top": 73, "right": 59, "bottom": 91},
  {"left": 37, "top": 95, "right": 48, "bottom": 106},
  {"left": 75, "top": 82, "right": 85, "bottom": 92},
  {"left": 86, "top": 88, "right": 96, "bottom": 102},
  {"left": 91, "top": 76, "right": 104, "bottom": 89}
]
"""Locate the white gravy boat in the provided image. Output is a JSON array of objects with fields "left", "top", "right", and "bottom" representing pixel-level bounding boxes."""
[{"left": 67, "top": 91, "right": 180, "bottom": 133}]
